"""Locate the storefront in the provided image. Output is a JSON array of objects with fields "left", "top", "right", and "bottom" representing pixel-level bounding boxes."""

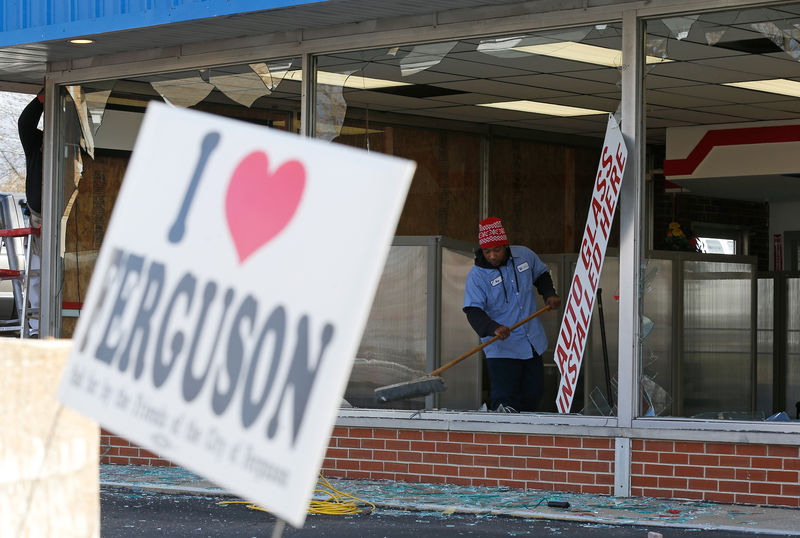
[{"left": 2, "top": 0, "right": 799, "bottom": 507}]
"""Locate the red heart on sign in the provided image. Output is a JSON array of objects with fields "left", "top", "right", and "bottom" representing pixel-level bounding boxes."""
[{"left": 225, "top": 151, "right": 306, "bottom": 263}]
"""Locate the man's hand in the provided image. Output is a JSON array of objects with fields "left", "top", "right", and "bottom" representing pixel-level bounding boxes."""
[
  {"left": 546, "top": 295, "right": 562, "bottom": 310},
  {"left": 494, "top": 325, "right": 511, "bottom": 340}
]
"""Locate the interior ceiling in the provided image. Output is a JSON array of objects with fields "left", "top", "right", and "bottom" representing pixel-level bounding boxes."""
[{"left": 4, "top": 1, "right": 800, "bottom": 202}]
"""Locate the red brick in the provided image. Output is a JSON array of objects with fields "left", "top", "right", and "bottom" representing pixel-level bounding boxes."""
[
  {"left": 338, "top": 438, "right": 360, "bottom": 448},
  {"left": 632, "top": 440, "right": 644, "bottom": 450},
  {"left": 595, "top": 474, "right": 614, "bottom": 485},
  {"left": 539, "top": 470, "right": 567, "bottom": 482},
  {"left": 436, "top": 442, "right": 463, "bottom": 453},
  {"left": 527, "top": 481, "right": 555, "bottom": 491},
  {"left": 705, "top": 467, "right": 735, "bottom": 479},
  {"left": 632, "top": 475, "right": 658, "bottom": 488},
  {"left": 408, "top": 463, "right": 433, "bottom": 474},
  {"left": 705, "top": 443, "right": 735, "bottom": 455},
  {"left": 735, "top": 445, "right": 767, "bottom": 456},
  {"left": 462, "top": 443, "right": 488, "bottom": 455},
  {"left": 347, "top": 471, "right": 370, "bottom": 479},
  {"left": 396, "top": 451, "right": 422, "bottom": 463},
  {"left": 386, "top": 440, "right": 410, "bottom": 451},
  {"left": 705, "top": 491, "right": 735, "bottom": 503},
  {"left": 781, "top": 483, "right": 800, "bottom": 496},
  {"left": 554, "top": 459, "right": 581, "bottom": 471},
  {"left": 361, "top": 439, "right": 386, "bottom": 449},
  {"left": 688, "top": 479, "right": 717, "bottom": 491},
  {"left": 398, "top": 430, "right": 423, "bottom": 440},
  {"left": 597, "top": 450, "right": 614, "bottom": 462},
  {"left": 569, "top": 449, "right": 597, "bottom": 460},
  {"left": 644, "top": 440, "right": 674, "bottom": 452},
  {"left": 130, "top": 458, "right": 153, "bottom": 465},
  {"left": 331, "top": 427, "right": 348, "bottom": 437},
  {"left": 361, "top": 461, "right": 383, "bottom": 472},
  {"left": 568, "top": 472, "right": 595, "bottom": 484},
  {"left": 784, "top": 459, "right": 800, "bottom": 471},
  {"left": 659, "top": 453, "right": 688, "bottom": 465},
  {"left": 767, "top": 470, "right": 798, "bottom": 483},
  {"left": 736, "top": 494, "right": 767, "bottom": 505},
  {"left": 372, "top": 472, "right": 395, "bottom": 480},
  {"left": 582, "top": 461, "right": 610, "bottom": 473},
  {"left": 475, "top": 433, "right": 501, "bottom": 444},
  {"left": 473, "top": 479, "right": 499, "bottom": 488},
  {"left": 374, "top": 450, "right": 398, "bottom": 461},
  {"left": 349, "top": 428, "right": 373, "bottom": 438},
  {"left": 395, "top": 474, "right": 421, "bottom": 483},
  {"left": 631, "top": 487, "right": 644, "bottom": 496},
  {"left": 526, "top": 457, "right": 554, "bottom": 470},
  {"left": 553, "top": 483, "right": 581, "bottom": 493},
  {"left": 674, "top": 465, "right": 704, "bottom": 478},
  {"left": 119, "top": 447, "right": 139, "bottom": 457},
  {"left": 426, "top": 475, "right": 446, "bottom": 484},
  {"left": 348, "top": 449, "right": 372, "bottom": 459},
  {"left": 449, "top": 432, "right": 474, "bottom": 443},
  {"left": 642, "top": 488, "right": 674, "bottom": 498},
  {"left": 384, "top": 462, "right": 409, "bottom": 473},
  {"left": 487, "top": 467, "right": 512, "bottom": 479},
  {"left": 672, "top": 489, "right": 704, "bottom": 500},
  {"left": 735, "top": 468, "right": 766, "bottom": 481},
  {"left": 422, "top": 431, "right": 448, "bottom": 441},
  {"left": 501, "top": 434, "right": 527, "bottom": 445},
  {"left": 554, "top": 437, "right": 581, "bottom": 448},
  {"left": 751, "top": 457, "right": 785, "bottom": 470},
  {"left": 527, "top": 435, "right": 554, "bottom": 446},
  {"left": 433, "top": 464, "right": 459, "bottom": 476},
  {"left": 582, "top": 438, "right": 612, "bottom": 449},
  {"left": 498, "top": 480, "right": 525, "bottom": 489},
  {"left": 445, "top": 477, "right": 472, "bottom": 486},
  {"left": 719, "top": 455, "right": 750, "bottom": 467},
  {"left": 410, "top": 441, "right": 436, "bottom": 452},
  {"left": 487, "top": 444, "right": 514, "bottom": 456},
  {"left": 499, "top": 456, "right": 527, "bottom": 468},
  {"left": 422, "top": 452, "right": 447, "bottom": 463},
  {"left": 448, "top": 454, "right": 474, "bottom": 466},
  {"left": 689, "top": 454, "right": 719, "bottom": 466},
  {"left": 336, "top": 460, "right": 359, "bottom": 470},
  {"left": 631, "top": 463, "right": 643, "bottom": 474},
  {"left": 718, "top": 480, "right": 749, "bottom": 493},
  {"left": 511, "top": 469, "right": 539, "bottom": 481},
  {"left": 659, "top": 477, "right": 687, "bottom": 489},
  {"left": 474, "top": 455, "right": 500, "bottom": 467},
  {"left": 582, "top": 484, "right": 612, "bottom": 494},
  {"left": 514, "top": 446, "right": 542, "bottom": 457},
  {"left": 633, "top": 450, "right": 659, "bottom": 463},
  {"left": 325, "top": 448, "right": 348, "bottom": 459},
  {"left": 767, "top": 496, "right": 800, "bottom": 507},
  {"left": 321, "top": 459, "right": 335, "bottom": 470},
  {"left": 751, "top": 482, "right": 781, "bottom": 495},
  {"left": 459, "top": 466, "right": 485, "bottom": 478},
  {"left": 768, "top": 445, "right": 799, "bottom": 458},
  {"left": 541, "top": 447, "right": 569, "bottom": 459},
  {"left": 374, "top": 429, "right": 398, "bottom": 439},
  {"left": 644, "top": 464, "right": 674, "bottom": 477},
  {"left": 675, "top": 442, "right": 705, "bottom": 454}
]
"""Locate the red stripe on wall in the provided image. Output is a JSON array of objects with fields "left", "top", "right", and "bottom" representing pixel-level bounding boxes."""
[{"left": 663, "top": 124, "right": 800, "bottom": 177}]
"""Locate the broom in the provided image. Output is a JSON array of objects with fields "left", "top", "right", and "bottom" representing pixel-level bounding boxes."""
[{"left": 374, "top": 304, "right": 551, "bottom": 403}]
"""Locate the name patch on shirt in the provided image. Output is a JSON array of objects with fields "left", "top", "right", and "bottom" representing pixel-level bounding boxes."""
[
  {"left": 491, "top": 276, "right": 503, "bottom": 287},
  {"left": 517, "top": 261, "right": 530, "bottom": 273}
]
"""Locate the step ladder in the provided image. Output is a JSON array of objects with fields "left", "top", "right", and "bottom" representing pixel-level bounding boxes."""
[{"left": 0, "top": 194, "right": 40, "bottom": 338}]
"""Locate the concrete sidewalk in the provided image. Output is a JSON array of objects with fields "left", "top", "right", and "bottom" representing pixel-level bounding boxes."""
[{"left": 100, "top": 464, "right": 800, "bottom": 535}]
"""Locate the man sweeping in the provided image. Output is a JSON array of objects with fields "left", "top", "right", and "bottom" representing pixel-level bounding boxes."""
[{"left": 463, "top": 217, "right": 561, "bottom": 413}]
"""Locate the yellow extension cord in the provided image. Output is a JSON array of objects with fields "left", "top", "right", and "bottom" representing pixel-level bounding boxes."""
[{"left": 219, "top": 474, "right": 376, "bottom": 516}]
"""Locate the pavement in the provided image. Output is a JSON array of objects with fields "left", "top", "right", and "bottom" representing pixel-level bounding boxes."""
[{"left": 100, "top": 464, "right": 800, "bottom": 536}]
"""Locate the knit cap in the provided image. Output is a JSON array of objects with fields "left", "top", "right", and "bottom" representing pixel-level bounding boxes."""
[{"left": 478, "top": 217, "right": 509, "bottom": 248}]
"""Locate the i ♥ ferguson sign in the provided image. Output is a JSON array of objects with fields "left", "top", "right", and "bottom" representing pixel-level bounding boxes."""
[
  {"left": 58, "top": 102, "right": 415, "bottom": 527},
  {"left": 554, "top": 114, "right": 627, "bottom": 414}
]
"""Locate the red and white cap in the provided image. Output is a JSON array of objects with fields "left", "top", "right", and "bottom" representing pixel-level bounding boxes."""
[{"left": 478, "top": 217, "right": 509, "bottom": 249}]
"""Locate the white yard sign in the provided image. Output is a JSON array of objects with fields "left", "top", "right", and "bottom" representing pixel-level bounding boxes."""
[
  {"left": 58, "top": 103, "right": 415, "bottom": 527},
  {"left": 554, "top": 114, "right": 627, "bottom": 414}
]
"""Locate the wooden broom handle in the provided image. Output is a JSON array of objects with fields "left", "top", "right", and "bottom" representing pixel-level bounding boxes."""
[{"left": 429, "top": 304, "right": 552, "bottom": 377}]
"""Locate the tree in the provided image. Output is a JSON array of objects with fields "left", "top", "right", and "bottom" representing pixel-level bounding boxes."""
[{"left": 0, "top": 92, "right": 33, "bottom": 194}]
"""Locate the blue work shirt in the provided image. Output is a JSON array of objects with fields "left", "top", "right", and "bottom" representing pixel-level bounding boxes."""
[{"left": 463, "top": 245, "right": 551, "bottom": 358}]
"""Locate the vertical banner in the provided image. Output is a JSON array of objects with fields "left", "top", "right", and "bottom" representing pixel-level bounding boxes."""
[
  {"left": 555, "top": 114, "right": 628, "bottom": 414},
  {"left": 57, "top": 102, "right": 415, "bottom": 528},
  {"left": 774, "top": 233, "right": 783, "bottom": 271}
]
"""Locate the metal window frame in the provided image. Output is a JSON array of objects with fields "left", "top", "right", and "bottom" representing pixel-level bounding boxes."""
[{"left": 38, "top": 0, "right": 800, "bottom": 447}]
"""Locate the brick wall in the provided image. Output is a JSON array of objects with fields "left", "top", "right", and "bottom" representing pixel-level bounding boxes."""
[
  {"left": 100, "top": 429, "right": 174, "bottom": 466},
  {"left": 322, "top": 427, "right": 614, "bottom": 494},
  {"left": 632, "top": 440, "right": 800, "bottom": 507}
]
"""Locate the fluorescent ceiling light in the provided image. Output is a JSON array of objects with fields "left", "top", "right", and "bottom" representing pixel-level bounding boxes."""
[
  {"left": 513, "top": 41, "right": 671, "bottom": 67},
  {"left": 69, "top": 38, "right": 94, "bottom": 45},
  {"left": 724, "top": 78, "right": 800, "bottom": 98},
  {"left": 478, "top": 100, "right": 606, "bottom": 117},
  {"left": 283, "top": 70, "right": 409, "bottom": 89}
]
